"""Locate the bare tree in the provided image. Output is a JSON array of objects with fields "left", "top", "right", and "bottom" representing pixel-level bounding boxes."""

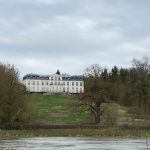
[{"left": 79, "top": 64, "right": 110, "bottom": 124}]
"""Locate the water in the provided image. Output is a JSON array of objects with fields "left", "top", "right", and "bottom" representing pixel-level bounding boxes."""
[{"left": 0, "top": 137, "right": 149, "bottom": 150}]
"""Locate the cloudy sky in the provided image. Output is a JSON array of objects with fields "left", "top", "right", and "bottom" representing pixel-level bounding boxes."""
[{"left": 0, "top": 0, "right": 150, "bottom": 77}]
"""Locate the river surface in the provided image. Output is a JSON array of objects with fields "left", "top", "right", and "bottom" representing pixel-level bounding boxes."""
[{"left": 0, "top": 137, "right": 149, "bottom": 150}]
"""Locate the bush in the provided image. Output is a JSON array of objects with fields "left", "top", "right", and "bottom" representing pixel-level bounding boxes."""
[{"left": 102, "top": 103, "right": 119, "bottom": 126}]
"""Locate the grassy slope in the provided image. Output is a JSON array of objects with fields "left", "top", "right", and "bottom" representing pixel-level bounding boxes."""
[
  {"left": 26, "top": 94, "right": 150, "bottom": 126},
  {"left": 26, "top": 94, "right": 91, "bottom": 124},
  {"left": 0, "top": 94, "right": 150, "bottom": 138}
]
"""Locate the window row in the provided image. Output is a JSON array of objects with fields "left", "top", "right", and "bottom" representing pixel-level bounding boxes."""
[
  {"left": 27, "top": 81, "right": 83, "bottom": 86},
  {"left": 63, "top": 87, "right": 83, "bottom": 93},
  {"left": 27, "top": 86, "right": 83, "bottom": 93},
  {"left": 50, "top": 76, "right": 61, "bottom": 80}
]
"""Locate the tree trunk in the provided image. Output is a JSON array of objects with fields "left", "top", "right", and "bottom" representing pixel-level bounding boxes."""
[{"left": 95, "top": 104, "right": 100, "bottom": 124}]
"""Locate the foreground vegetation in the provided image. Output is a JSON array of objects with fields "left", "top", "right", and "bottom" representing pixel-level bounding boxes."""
[{"left": 0, "top": 128, "right": 150, "bottom": 139}]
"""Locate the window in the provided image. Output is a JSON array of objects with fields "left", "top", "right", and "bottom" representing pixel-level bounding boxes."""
[
  {"left": 72, "top": 87, "right": 74, "bottom": 93},
  {"left": 33, "top": 81, "right": 35, "bottom": 85},
  {"left": 72, "top": 82, "right": 74, "bottom": 86},
  {"left": 80, "top": 82, "right": 83, "bottom": 86},
  {"left": 67, "top": 87, "right": 69, "bottom": 92},
  {"left": 37, "top": 87, "right": 39, "bottom": 92},
  {"left": 80, "top": 88, "right": 82, "bottom": 93},
  {"left": 76, "top": 88, "right": 78, "bottom": 93},
  {"left": 58, "top": 82, "right": 60, "bottom": 85},
  {"left": 46, "top": 82, "right": 48, "bottom": 85},
  {"left": 42, "top": 81, "right": 44, "bottom": 85},
  {"left": 37, "top": 81, "right": 39, "bottom": 85},
  {"left": 28, "top": 81, "right": 30, "bottom": 85},
  {"left": 27, "top": 86, "right": 30, "bottom": 91},
  {"left": 67, "top": 82, "right": 69, "bottom": 86},
  {"left": 63, "top": 87, "right": 65, "bottom": 92},
  {"left": 42, "top": 87, "right": 45, "bottom": 92},
  {"left": 63, "top": 82, "right": 65, "bottom": 85},
  {"left": 58, "top": 77, "right": 60, "bottom": 80},
  {"left": 33, "top": 87, "right": 35, "bottom": 92},
  {"left": 55, "top": 77, "right": 57, "bottom": 80},
  {"left": 76, "top": 82, "right": 78, "bottom": 86}
]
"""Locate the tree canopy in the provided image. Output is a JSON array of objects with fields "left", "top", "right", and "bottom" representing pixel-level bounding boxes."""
[{"left": 0, "top": 63, "right": 27, "bottom": 124}]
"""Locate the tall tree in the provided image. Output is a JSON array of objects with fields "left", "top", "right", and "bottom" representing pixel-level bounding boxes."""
[
  {"left": 101, "top": 68, "right": 109, "bottom": 80},
  {"left": 79, "top": 64, "right": 110, "bottom": 124},
  {"left": 119, "top": 68, "right": 129, "bottom": 83},
  {"left": 130, "top": 57, "right": 150, "bottom": 113},
  {"left": 0, "top": 63, "right": 27, "bottom": 124},
  {"left": 110, "top": 66, "right": 119, "bottom": 82}
]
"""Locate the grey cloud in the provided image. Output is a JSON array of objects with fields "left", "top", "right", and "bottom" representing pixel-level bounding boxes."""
[{"left": 0, "top": 0, "right": 150, "bottom": 76}]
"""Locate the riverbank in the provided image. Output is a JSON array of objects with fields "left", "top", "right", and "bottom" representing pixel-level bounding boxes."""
[{"left": 0, "top": 128, "right": 150, "bottom": 139}]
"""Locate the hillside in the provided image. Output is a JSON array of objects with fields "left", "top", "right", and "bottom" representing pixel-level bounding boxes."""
[
  {"left": 26, "top": 94, "right": 90, "bottom": 124},
  {"left": 26, "top": 94, "right": 150, "bottom": 126}
]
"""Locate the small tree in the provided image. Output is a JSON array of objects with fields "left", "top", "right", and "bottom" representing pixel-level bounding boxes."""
[{"left": 79, "top": 64, "right": 110, "bottom": 124}]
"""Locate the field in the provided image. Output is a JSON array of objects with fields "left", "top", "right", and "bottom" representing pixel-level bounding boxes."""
[
  {"left": 26, "top": 94, "right": 91, "bottom": 124},
  {"left": 24, "top": 94, "right": 150, "bottom": 127},
  {"left": 0, "top": 94, "right": 150, "bottom": 138}
]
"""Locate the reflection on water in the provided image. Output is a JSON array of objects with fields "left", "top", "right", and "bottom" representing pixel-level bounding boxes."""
[{"left": 0, "top": 137, "right": 149, "bottom": 150}]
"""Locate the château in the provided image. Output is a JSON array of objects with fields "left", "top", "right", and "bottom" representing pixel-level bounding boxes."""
[{"left": 22, "top": 70, "right": 84, "bottom": 94}]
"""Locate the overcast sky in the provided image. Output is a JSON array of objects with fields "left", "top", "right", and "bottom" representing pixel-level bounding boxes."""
[{"left": 0, "top": 0, "right": 150, "bottom": 77}]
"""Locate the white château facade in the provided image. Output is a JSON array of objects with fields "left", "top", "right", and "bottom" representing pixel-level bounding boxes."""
[{"left": 22, "top": 70, "right": 84, "bottom": 94}]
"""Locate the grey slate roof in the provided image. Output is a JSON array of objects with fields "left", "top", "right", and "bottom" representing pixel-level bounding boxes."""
[
  {"left": 62, "top": 76, "right": 84, "bottom": 81},
  {"left": 23, "top": 74, "right": 49, "bottom": 80},
  {"left": 23, "top": 74, "right": 84, "bottom": 81}
]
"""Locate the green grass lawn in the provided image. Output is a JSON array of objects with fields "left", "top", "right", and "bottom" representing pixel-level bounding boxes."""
[
  {"left": 25, "top": 94, "right": 150, "bottom": 126},
  {"left": 1, "top": 94, "right": 150, "bottom": 139},
  {"left": 26, "top": 94, "right": 91, "bottom": 124}
]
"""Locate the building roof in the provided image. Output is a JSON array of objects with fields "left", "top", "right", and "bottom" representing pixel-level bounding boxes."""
[
  {"left": 23, "top": 74, "right": 84, "bottom": 81},
  {"left": 62, "top": 76, "right": 84, "bottom": 81},
  {"left": 23, "top": 74, "right": 49, "bottom": 80}
]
